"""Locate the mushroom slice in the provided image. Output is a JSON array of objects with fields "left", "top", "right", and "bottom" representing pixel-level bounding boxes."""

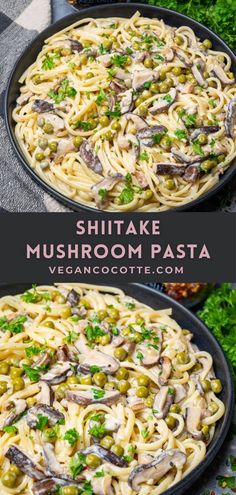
[
  {"left": 174, "top": 384, "right": 187, "bottom": 403},
  {"left": 66, "top": 289, "right": 80, "bottom": 307},
  {"left": 183, "top": 164, "right": 200, "bottom": 182},
  {"left": 153, "top": 386, "right": 175, "bottom": 419},
  {"left": 82, "top": 445, "right": 128, "bottom": 467},
  {"left": 114, "top": 68, "right": 132, "bottom": 86},
  {"left": 137, "top": 125, "right": 167, "bottom": 147},
  {"left": 156, "top": 163, "right": 186, "bottom": 176},
  {"left": 3, "top": 399, "right": 27, "bottom": 428},
  {"left": 75, "top": 332, "right": 90, "bottom": 354},
  {"left": 17, "top": 91, "right": 33, "bottom": 106},
  {"left": 212, "top": 64, "right": 235, "bottom": 85},
  {"left": 149, "top": 88, "right": 177, "bottom": 115},
  {"left": 120, "top": 89, "right": 134, "bottom": 114},
  {"left": 43, "top": 443, "right": 63, "bottom": 476},
  {"left": 190, "top": 126, "right": 220, "bottom": 141},
  {"left": 32, "top": 351, "right": 51, "bottom": 369},
  {"left": 128, "top": 449, "right": 186, "bottom": 491},
  {"left": 158, "top": 357, "right": 172, "bottom": 386},
  {"left": 125, "top": 113, "right": 148, "bottom": 130},
  {"left": 38, "top": 381, "right": 54, "bottom": 406},
  {"left": 6, "top": 446, "right": 45, "bottom": 480},
  {"left": 91, "top": 174, "right": 124, "bottom": 210},
  {"left": 32, "top": 99, "right": 54, "bottom": 113},
  {"left": 225, "top": 97, "right": 236, "bottom": 138},
  {"left": 136, "top": 342, "right": 161, "bottom": 367},
  {"left": 56, "top": 344, "right": 75, "bottom": 362},
  {"left": 80, "top": 350, "right": 120, "bottom": 374},
  {"left": 192, "top": 60, "right": 208, "bottom": 88},
  {"left": 171, "top": 148, "right": 193, "bottom": 164},
  {"left": 41, "top": 362, "right": 72, "bottom": 384},
  {"left": 54, "top": 139, "right": 76, "bottom": 163},
  {"left": 92, "top": 474, "right": 113, "bottom": 495},
  {"left": 127, "top": 396, "right": 145, "bottom": 412},
  {"left": 66, "top": 389, "right": 120, "bottom": 406},
  {"left": 33, "top": 478, "right": 83, "bottom": 495},
  {"left": 27, "top": 404, "right": 65, "bottom": 429},
  {"left": 104, "top": 414, "right": 121, "bottom": 432},
  {"left": 174, "top": 48, "right": 192, "bottom": 67},
  {"left": 110, "top": 80, "right": 126, "bottom": 93},
  {"left": 80, "top": 141, "right": 103, "bottom": 175},
  {"left": 133, "top": 69, "right": 159, "bottom": 91},
  {"left": 186, "top": 406, "right": 203, "bottom": 440},
  {"left": 68, "top": 38, "right": 83, "bottom": 52},
  {"left": 40, "top": 113, "right": 65, "bottom": 131}
]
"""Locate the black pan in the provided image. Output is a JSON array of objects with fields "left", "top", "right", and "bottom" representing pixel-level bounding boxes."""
[
  {"left": 5, "top": 3, "right": 236, "bottom": 212},
  {"left": 0, "top": 282, "right": 234, "bottom": 495}
]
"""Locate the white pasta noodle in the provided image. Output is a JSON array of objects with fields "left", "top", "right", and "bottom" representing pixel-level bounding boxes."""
[
  {"left": 0, "top": 284, "right": 225, "bottom": 494},
  {"left": 13, "top": 12, "right": 236, "bottom": 211}
]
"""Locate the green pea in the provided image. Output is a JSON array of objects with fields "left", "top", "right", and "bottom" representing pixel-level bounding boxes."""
[
  {"left": 198, "top": 133, "right": 208, "bottom": 145},
  {"left": 62, "top": 487, "right": 79, "bottom": 495},
  {"left": 43, "top": 123, "right": 54, "bottom": 134},
  {"left": 80, "top": 375, "right": 92, "bottom": 385},
  {"left": 61, "top": 48, "right": 71, "bottom": 56},
  {"left": 114, "top": 347, "right": 127, "bottom": 361},
  {"left": 217, "top": 154, "right": 225, "bottom": 163},
  {"left": 135, "top": 96, "right": 144, "bottom": 108},
  {"left": 165, "top": 415, "right": 176, "bottom": 429},
  {"left": 159, "top": 83, "right": 169, "bottom": 93},
  {"left": 0, "top": 381, "right": 7, "bottom": 395},
  {"left": 118, "top": 380, "right": 131, "bottom": 394},
  {"left": 79, "top": 54, "right": 88, "bottom": 65},
  {"left": 211, "top": 379, "right": 222, "bottom": 394},
  {"left": 67, "top": 376, "right": 79, "bottom": 385},
  {"left": 200, "top": 159, "right": 217, "bottom": 172},
  {"left": 9, "top": 465, "right": 21, "bottom": 476},
  {"left": 86, "top": 72, "right": 94, "bottom": 79},
  {"left": 93, "top": 372, "right": 107, "bottom": 387},
  {"left": 116, "top": 368, "right": 129, "bottom": 380},
  {"left": 80, "top": 298, "right": 90, "bottom": 309},
  {"left": 122, "top": 327, "right": 131, "bottom": 337},
  {"left": 138, "top": 105, "right": 148, "bottom": 117},
  {"left": 10, "top": 367, "right": 23, "bottom": 379},
  {"left": 56, "top": 383, "right": 67, "bottom": 399},
  {"left": 201, "top": 424, "right": 209, "bottom": 436},
  {"left": 136, "top": 386, "right": 149, "bottom": 398},
  {"left": 203, "top": 39, "right": 212, "bottom": 49},
  {"left": 99, "top": 116, "right": 110, "bottom": 127},
  {"left": 176, "top": 351, "right": 189, "bottom": 364},
  {"left": 33, "top": 75, "right": 41, "bottom": 85},
  {"left": 104, "top": 130, "right": 113, "bottom": 142},
  {"left": 203, "top": 71, "right": 209, "bottom": 79},
  {"left": 125, "top": 56, "right": 132, "bottom": 66},
  {"left": 142, "top": 90, "right": 152, "bottom": 100},
  {"left": 111, "top": 121, "right": 121, "bottom": 131},
  {"left": 61, "top": 307, "right": 71, "bottom": 319},
  {"left": 165, "top": 179, "right": 175, "bottom": 190},
  {"left": 44, "top": 320, "right": 55, "bottom": 328},
  {"left": 26, "top": 397, "right": 37, "bottom": 408},
  {"left": 109, "top": 308, "right": 120, "bottom": 320},
  {"left": 99, "top": 334, "right": 111, "bottom": 346},
  {"left": 137, "top": 375, "right": 150, "bottom": 387},
  {"left": 170, "top": 404, "right": 181, "bottom": 414},
  {"left": 208, "top": 402, "right": 219, "bottom": 414},
  {"left": 88, "top": 119, "right": 97, "bottom": 130},
  {"left": 44, "top": 427, "right": 57, "bottom": 443},
  {"left": 172, "top": 67, "right": 182, "bottom": 76},
  {"left": 150, "top": 82, "right": 160, "bottom": 93},
  {"left": 208, "top": 80, "right": 216, "bottom": 88},
  {"left": 165, "top": 77, "right": 174, "bottom": 87},
  {"left": 136, "top": 317, "right": 145, "bottom": 325},
  {"left": 143, "top": 189, "right": 153, "bottom": 200},
  {"left": 13, "top": 377, "right": 25, "bottom": 392},
  {"left": 174, "top": 35, "right": 183, "bottom": 45},
  {"left": 131, "top": 332, "right": 142, "bottom": 344},
  {"left": 144, "top": 395, "right": 154, "bottom": 408},
  {"left": 178, "top": 74, "right": 186, "bottom": 83},
  {"left": 100, "top": 435, "right": 115, "bottom": 449},
  {"left": 73, "top": 136, "right": 83, "bottom": 148},
  {"left": 200, "top": 379, "right": 211, "bottom": 392},
  {"left": 1, "top": 471, "right": 17, "bottom": 488},
  {"left": 38, "top": 137, "right": 48, "bottom": 150},
  {"left": 160, "top": 135, "right": 171, "bottom": 150},
  {"left": 37, "top": 118, "right": 45, "bottom": 128},
  {"left": 0, "top": 362, "right": 9, "bottom": 375},
  {"left": 144, "top": 58, "right": 153, "bottom": 69},
  {"left": 103, "top": 39, "right": 112, "bottom": 49},
  {"left": 133, "top": 42, "right": 140, "bottom": 51},
  {"left": 35, "top": 152, "right": 45, "bottom": 162},
  {"left": 52, "top": 291, "right": 65, "bottom": 303},
  {"left": 227, "top": 72, "right": 234, "bottom": 80},
  {"left": 85, "top": 454, "right": 101, "bottom": 469},
  {"left": 111, "top": 444, "right": 124, "bottom": 456}
]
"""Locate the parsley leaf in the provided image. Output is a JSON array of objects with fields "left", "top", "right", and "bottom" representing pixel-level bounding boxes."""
[
  {"left": 92, "top": 388, "right": 105, "bottom": 400},
  {"left": 162, "top": 94, "right": 172, "bottom": 103},
  {"left": 35, "top": 414, "right": 48, "bottom": 431},
  {"left": 0, "top": 315, "right": 27, "bottom": 334},
  {"left": 98, "top": 188, "right": 108, "bottom": 201},
  {"left": 64, "top": 330, "right": 78, "bottom": 343},
  {"left": 90, "top": 365, "right": 101, "bottom": 374},
  {"left": 89, "top": 423, "right": 106, "bottom": 438},
  {"left": 73, "top": 120, "right": 93, "bottom": 131},
  {"left": 48, "top": 78, "right": 77, "bottom": 104},
  {"left": 21, "top": 285, "right": 50, "bottom": 303},
  {"left": 110, "top": 54, "right": 128, "bottom": 67},
  {"left": 139, "top": 151, "right": 149, "bottom": 161},
  {"left": 25, "top": 345, "right": 42, "bottom": 358},
  {"left": 174, "top": 129, "right": 188, "bottom": 140},
  {"left": 118, "top": 187, "right": 134, "bottom": 205},
  {"left": 136, "top": 351, "right": 144, "bottom": 362},
  {"left": 217, "top": 475, "right": 236, "bottom": 489},
  {"left": 3, "top": 425, "right": 18, "bottom": 434},
  {"left": 192, "top": 140, "right": 204, "bottom": 156},
  {"left": 125, "top": 302, "right": 135, "bottom": 309},
  {"left": 94, "top": 470, "right": 105, "bottom": 478},
  {"left": 141, "top": 427, "right": 149, "bottom": 439},
  {"left": 22, "top": 364, "right": 40, "bottom": 382},
  {"left": 69, "top": 453, "right": 86, "bottom": 478},
  {"left": 95, "top": 88, "right": 107, "bottom": 106},
  {"left": 42, "top": 53, "right": 58, "bottom": 70},
  {"left": 64, "top": 428, "right": 79, "bottom": 446}
]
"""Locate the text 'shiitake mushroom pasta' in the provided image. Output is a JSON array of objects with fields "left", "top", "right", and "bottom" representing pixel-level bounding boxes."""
[
  {"left": 0, "top": 284, "right": 225, "bottom": 494},
  {"left": 13, "top": 12, "right": 236, "bottom": 211}
]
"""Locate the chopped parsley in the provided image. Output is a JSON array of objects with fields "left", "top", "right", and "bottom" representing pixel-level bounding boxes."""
[
  {"left": 154, "top": 53, "right": 165, "bottom": 61},
  {"left": 22, "top": 364, "right": 40, "bottom": 382},
  {"left": 94, "top": 470, "right": 105, "bottom": 478},
  {"left": 178, "top": 109, "right": 197, "bottom": 128},
  {"left": 118, "top": 187, "right": 134, "bottom": 205},
  {"left": 105, "top": 103, "right": 121, "bottom": 119},
  {"left": 162, "top": 94, "right": 172, "bottom": 103},
  {"left": 64, "top": 330, "right": 78, "bottom": 344},
  {"left": 99, "top": 44, "right": 109, "bottom": 54},
  {"left": 125, "top": 302, "right": 135, "bottom": 309},
  {"left": 95, "top": 88, "right": 107, "bottom": 106},
  {"left": 125, "top": 47, "right": 133, "bottom": 54},
  {"left": 3, "top": 425, "right": 18, "bottom": 434},
  {"left": 143, "top": 81, "right": 152, "bottom": 89},
  {"left": 90, "top": 365, "right": 101, "bottom": 374},
  {"left": 209, "top": 98, "right": 216, "bottom": 108},
  {"left": 92, "top": 388, "right": 105, "bottom": 400},
  {"left": 136, "top": 351, "right": 144, "bottom": 362},
  {"left": 98, "top": 188, "right": 108, "bottom": 201},
  {"left": 217, "top": 475, "right": 236, "bottom": 489},
  {"left": 85, "top": 322, "right": 106, "bottom": 344},
  {"left": 88, "top": 423, "right": 106, "bottom": 438},
  {"left": 48, "top": 78, "right": 77, "bottom": 104},
  {"left": 153, "top": 133, "right": 162, "bottom": 145},
  {"left": 25, "top": 345, "right": 42, "bottom": 358},
  {"left": 110, "top": 54, "right": 128, "bottom": 67},
  {"left": 42, "top": 53, "right": 60, "bottom": 71},
  {"left": 168, "top": 387, "right": 175, "bottom": 395},
  {"left": 0, "top": 315, "right": 27, "bottom": 334},
  {"left": 141, "top": 427, "right": 149, "bottom": 439},
  {"left": 35, "top": 414, "right": 49, "bottom": 431},
  {"left": 174, "top": 129, "right": 188, "bottom": 140},
  {"left": 69, "top": 453, "right": 86, "bottom": 478},
  {"left": 73, "top": 120, "right": 93, "bottom": 131},
  {"left": 64, "top": 428, "right": 80, "bottom": 446},
  {"left": 21, "top": 285, "right": 50, "bottom": 303},
  {"left": 192, "top": 140, "right": 204, "bottom": 156},
  {"left": 107, "top": 67, "right": 116, "bottom": 79}
]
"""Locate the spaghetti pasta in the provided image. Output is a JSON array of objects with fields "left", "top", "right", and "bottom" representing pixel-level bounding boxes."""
[
  {"left": 13, "top": 12, "right": 236, "bottom": 211},
  {"left": 0, "top": 284, "right": 225, "bottom": 494}
]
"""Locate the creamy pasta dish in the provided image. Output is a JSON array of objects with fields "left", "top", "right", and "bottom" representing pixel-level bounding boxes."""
[
  {"left": 0, "top": 284, "right": 225, "bottom": 495},
  {"left": 13, "top": 12, "right": 236, "bottom": 211}
]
